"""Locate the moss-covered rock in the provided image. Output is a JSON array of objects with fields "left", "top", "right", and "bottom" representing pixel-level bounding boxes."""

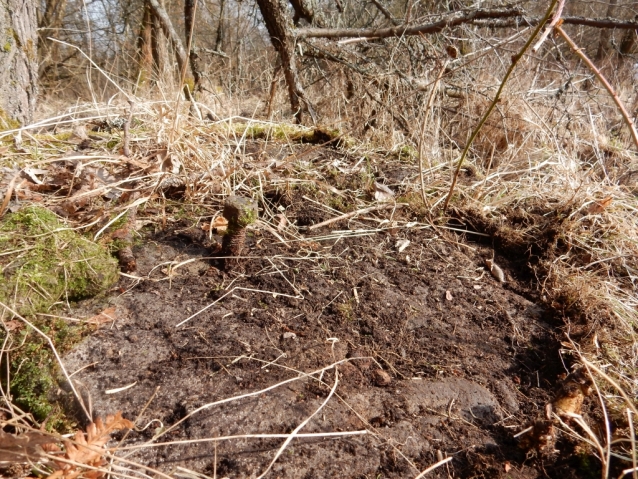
[{"left": 0, "top": 205, "right": 119, "bottom": 316}]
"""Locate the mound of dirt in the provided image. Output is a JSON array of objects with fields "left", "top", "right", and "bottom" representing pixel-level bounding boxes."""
[{"left": 62, "top": 209, "right": 580, "bottom": 478}]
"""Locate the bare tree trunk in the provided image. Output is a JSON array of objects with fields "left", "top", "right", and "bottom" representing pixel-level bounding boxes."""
[
  {"left": 184, "top": 0, "right": 202, "bottom": 90},
  {"left": 151, "top": 10, "right": 172, "bottom": 80},
  {"left": 289, "top": 0, "right": 314, "bottom": 26},
  {"left": 256, "top": 0, "right": 315, "bottom": 123},
  {"left": 0, "top": 0, "right": 38, "bottom": 125},
  {"left": 215, "top": 0, "right": 226, "bottom": 52},
  {"left": 596, "top": 0, "right": 617, "bottom": 61},
  {"left": 147, "top": 0, "right": 187, "bottom": 76},
  {"left": 136, "top": 0, "right": 154, "bottom": 87}
]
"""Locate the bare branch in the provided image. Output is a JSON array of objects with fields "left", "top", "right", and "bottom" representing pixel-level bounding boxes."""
[
  {"left": 296, "top": 8, "right": 638, "bottom": 40},
  {"left": 297, "top": 7, "right": 525, "bottom": 39},
  {"left": 370, "top": 0, "right": 398, "bottom": 26},
  {"left": 556, "top": 23, "right": 638, "bottom": 150}
]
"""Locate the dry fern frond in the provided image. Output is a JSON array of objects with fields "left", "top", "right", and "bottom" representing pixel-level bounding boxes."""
[{"left": 45, "top": 412, "right": 134, "bottom": 479}]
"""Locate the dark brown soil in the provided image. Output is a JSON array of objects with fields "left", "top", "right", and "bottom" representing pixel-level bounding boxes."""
[
  {"left": 62, "top": 194, "right": 590, "bottom": 478},
  {"left": 37, "top": 136, "right": 599, "bottom": 479}
]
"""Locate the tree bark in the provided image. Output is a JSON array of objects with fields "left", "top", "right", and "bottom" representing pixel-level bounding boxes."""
[
  {"left": 0, "top": 0, "right": 38, "bottom": 125},
  {"left": 136, "top": 0, "right": 154, "bottom": 87},
  {"left": 289, "top": 0, "right": 314, "bottom": 26},
  {"left": 596, "top": 0, "right": 617, "bottom": 61},
  {"left": 256, "top": 0, "right": 315, "bottom": 123},
  {"left": 184, "top": 0, "right": 202, "bottom": 90},
  {"left": 147, "top": 0, "right": 187, "bottom": 75}
]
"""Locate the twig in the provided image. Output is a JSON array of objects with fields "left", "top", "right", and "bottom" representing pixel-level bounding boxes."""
[
  {"left": 443, "top": 0, "right": 560, "bottom": 211},
  {"left": 122, "top": 100, "right": 134, "bottom": 158},
  {"left": 532, "top": 0, "right": 565, "bottom": 52},
  {"left": 413, "top": 456, "right": 454, "bottom": 479},
  {"left": 305, "top": 203, "right": 402, "bottom": 231},
  {"left": 555, "top": 23, "right": 638, "bottom": 150}
]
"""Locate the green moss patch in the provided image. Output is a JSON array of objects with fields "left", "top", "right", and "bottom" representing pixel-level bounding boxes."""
[
  {"left": 0, "top": 206, "right": 118, "bottom": 429},
  {"left": 0, "top": 205, "right": 119, "bottom": 316},
  {"left": 229, "top": 123, "right": 353, "bottom": 146}
]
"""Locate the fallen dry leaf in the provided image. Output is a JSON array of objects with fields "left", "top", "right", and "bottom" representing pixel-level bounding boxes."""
[
  {"left": 586, "top": 197, "right": 612, "bottom": 215},
  {"left": 374, "top": 182, "right": 394, "bottom": 203},
  {"left": 3, "top": 319, "right": 23, "bottom": 331},
  {"left": 86, "top": 307, "right": 117, "bottom": 326},
  {"left": 211, "top": 216, "right": 228, "bottom": 232}
]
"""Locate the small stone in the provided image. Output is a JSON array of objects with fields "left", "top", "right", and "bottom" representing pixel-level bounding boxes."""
[
  {"left": 372, "top": 369, "right": 392, "bottom": 387},
  {"left": 283, "top": 332, "right": 297, "bottom": 340}
]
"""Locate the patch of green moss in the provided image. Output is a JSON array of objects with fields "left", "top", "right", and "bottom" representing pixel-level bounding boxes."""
[
  {"left": 232, "top": 123, "right": 353, "bottom": 146},
  {"left": 0, "top": 107, "right": 21, "bottom": 130},
  {"left": 0, "top": 316, "right": 86, "bottom": 431},
  {"left": 0, "top": 206, "right": 117, "bottom": 430},
  {"left": 0, "top": 205, "right": 119, "bottom": 316},
  {"left": 183, "top": 77, "right": 196, "bottom": 98},
  {"left": 395, "top": 144, "right": 418, "bottom": 163}
]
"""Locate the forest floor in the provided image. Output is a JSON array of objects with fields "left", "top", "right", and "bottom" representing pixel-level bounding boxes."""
[
  {"left": 1, "top": 112, "right": 635, "bottom": 479},
  {"left": 61, "top": 137, "right": 593, "bottom": 479}
]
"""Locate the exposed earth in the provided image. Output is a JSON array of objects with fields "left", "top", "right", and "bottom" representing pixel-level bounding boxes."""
[{"left": 61, "top": 187, "right": 586, "bottom": 478}]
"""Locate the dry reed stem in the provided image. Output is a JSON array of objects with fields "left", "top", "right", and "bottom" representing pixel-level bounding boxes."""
[
  {"left": 418, "top": 60, "right": 446, "bottom": 208},
  {"left": 121, "top": 358, "right": 366, "bottom": 458},
  {"left": 117, "top": 431, "right": 367, "bottom": 450},
  {"left": 413, "top": 456, "right": 453, "bottom": 479},
  {"left": 305, "top": 203, "right": 403, "bottom": 231},
  {"left": 255, "top": 369, "right": 340, "bottom": 479}
]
